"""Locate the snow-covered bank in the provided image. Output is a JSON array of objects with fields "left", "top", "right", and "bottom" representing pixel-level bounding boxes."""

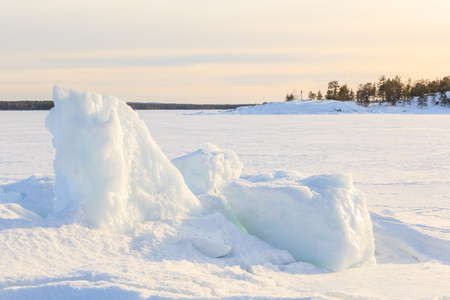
[
  {"left": 1, "top": 88, "right": 450, "bottom": 299},
  {"left": 212, "top": 93, "right": 450, "bottom": 115}
]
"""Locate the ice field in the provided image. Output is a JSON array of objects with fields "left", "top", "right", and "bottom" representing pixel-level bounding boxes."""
[{"left": 0, "top": 88, "right": 450, "bottom": 299}]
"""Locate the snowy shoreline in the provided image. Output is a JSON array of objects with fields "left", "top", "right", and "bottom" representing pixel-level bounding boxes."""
[{"left": 206, "top": 94, "right": 450, "bottom": 115}]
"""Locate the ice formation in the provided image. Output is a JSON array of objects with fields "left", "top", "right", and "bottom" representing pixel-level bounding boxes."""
[
  {"left": 222, "top": 173, "right": 375, "bottom": 271},
  {"left": 172, "top": 144, "right": 375, "bottom": 271},
  {"left": 42, "top": 85, "right": 374, "bottom": 271},
  {"left": 172, "top": 144, "right": 245, "bottom": 230},
  {"left": 171, "top": 142, "right": 243, "bottom": 196},
  {"left": 46, "top": 86, "right": 201, "bottom": 232}
]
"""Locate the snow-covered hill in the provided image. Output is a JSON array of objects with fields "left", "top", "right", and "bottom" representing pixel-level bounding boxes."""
[{"left": 218, "top": 93, "right": 450, "bottom": 115}]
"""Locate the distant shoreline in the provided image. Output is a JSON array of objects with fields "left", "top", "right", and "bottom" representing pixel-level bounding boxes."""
[{"left": 0, "top": 101, "right": 254, "bottom": 111}]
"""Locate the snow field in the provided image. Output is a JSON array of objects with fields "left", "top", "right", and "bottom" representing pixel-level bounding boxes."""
[{"left": 1, "top": 87, "right": 449, "bottom": 299}]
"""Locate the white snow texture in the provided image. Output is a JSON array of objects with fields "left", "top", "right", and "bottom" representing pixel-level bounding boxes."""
[{"left": 2, "top": 97, "right": 449, "bottom": 298}]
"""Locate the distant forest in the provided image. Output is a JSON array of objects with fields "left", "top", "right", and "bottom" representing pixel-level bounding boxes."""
[
  {"left": 0, "top": 101, "right": 252, "bottom": 111},
  {"left": 287, "top": 76, "right": 450, "bottom": 107},
  {"left": 0, "top": 101, "right": 54, "bottom": 110}
]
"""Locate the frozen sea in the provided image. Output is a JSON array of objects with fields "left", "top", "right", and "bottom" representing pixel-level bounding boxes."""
[{"left": 1, "top": 110, "right": 450, "bottom": 299}]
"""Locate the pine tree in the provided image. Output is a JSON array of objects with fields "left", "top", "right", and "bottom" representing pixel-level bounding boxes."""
[
  {"left": 417, "top": 92, "right": 428, "bottom": 108},
  {"left": 317, "top": 91, "right": 323, "bottom": 100},
  {"left": 337, "top": 84, "right": 351, "bottom": 101},
  {"left": 440, "top": 91, "right": 450, "bottom": 107},
  {"left": 439, "top": 76, "right": 450, "bottom": 107},
  {"left": 308, "top": 91, "right": 317, "bottom": 100},
  {"left": 350, "top": 89, "right": 355, "bottom": 101},
  {"left": 326, "top": 81, "right": 339, "bottom": 100},
  {"left": 285, "top": 93, "right": 295, "bottom": 101},
  {"left": 377, "top": 75, "right": 387, "bottom": 104}
]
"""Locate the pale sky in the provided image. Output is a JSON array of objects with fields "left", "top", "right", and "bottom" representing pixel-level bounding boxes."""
[{"left": 1, "top": 0, "right": 449, "bottom": 104}]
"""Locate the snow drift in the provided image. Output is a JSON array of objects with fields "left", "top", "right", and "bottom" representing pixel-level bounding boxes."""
[
  {"left": 0, "top": 203, "right": 42, "bottom": 220},
  {"left": 46, "top": 86, "right": 201, "bottom": 232},
  {"left": 0, "top": 175, "right": 55, "bottom": 218}
]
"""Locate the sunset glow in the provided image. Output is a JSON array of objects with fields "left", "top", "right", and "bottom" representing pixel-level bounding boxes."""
[{"left": 1, "top": 0, "right": 449, "bottom": 103}]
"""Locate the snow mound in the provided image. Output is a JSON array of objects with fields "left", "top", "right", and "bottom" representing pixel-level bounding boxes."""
[
  {"left": 45, "top": 86, "right": 201, "bottom": 232},
  {"left": 131, "top": 211, "right": 294, "bottom": 266},
  {"left": 171, "top": 143, "right": 243, "bottom": 196},
  {"left": 189, "top": 237, "right": 232, "bottom": 258},
  {"left": 228, "top": 99, "right": 362, "bottom": 115},
  {"left": 247, "top": 170, "right": 305, "bottom": 182},
  {"left": 0, "top": 203, "right": 42, "bottom": 220},
  {"left": 222, "top": 173, "right": 375, "bottom": 271},
  {"left": 0, "top": 176, "right": 55, "bottom": 218}
]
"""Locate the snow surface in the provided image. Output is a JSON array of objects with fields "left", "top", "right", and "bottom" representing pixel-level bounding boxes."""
[{"left": 1, "top": 89, "right": 450, "bottom": 299}]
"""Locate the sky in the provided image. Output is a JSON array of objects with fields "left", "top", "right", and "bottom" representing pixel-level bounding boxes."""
[{"left": 1, "top": 0, "right": 450, "bottom": 104}]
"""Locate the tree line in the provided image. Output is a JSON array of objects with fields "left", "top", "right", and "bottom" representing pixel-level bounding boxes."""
[
  {"left": 127, "top": 102, "right": 251, "bottom": 110},
  {"left": 0, "top": 101, "right": 253, "bottom": 111},
  {"left": 287, "top": 76, "right": 450, "bottom": 107},
  {"left": 0, "top": 101, "right": 54, "bottom": 110}
]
